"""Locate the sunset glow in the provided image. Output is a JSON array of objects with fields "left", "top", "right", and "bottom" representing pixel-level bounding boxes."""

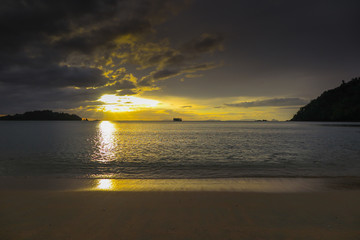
[
  {"left": 98, "top": 95, "right": 160, "bottom": 112},
  {"left": 1, "top": 1, "right": 359, "bottom": 121}
]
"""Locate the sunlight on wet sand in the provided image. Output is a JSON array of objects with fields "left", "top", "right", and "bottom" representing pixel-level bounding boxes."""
[
  {"left": 1, "top": 177, "right": 360, "bottom": 240},
  {"left": 1, "top": 177, "right": 359, "bottom": 192},
  {"left": 86, "top": 178, "right": 336, "bottom": 192}
]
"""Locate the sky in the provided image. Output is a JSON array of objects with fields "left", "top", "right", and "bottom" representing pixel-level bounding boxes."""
[{"left": 1, "top": 0, "right": 359, "bottom": 121}]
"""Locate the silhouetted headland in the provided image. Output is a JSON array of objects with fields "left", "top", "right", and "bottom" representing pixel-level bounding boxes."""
[
  {"left": 0, "top": 110, "right": 82, "bottom": 121},
  {"left": 291, "top": 77, "right": 360, "bottom": 121}
]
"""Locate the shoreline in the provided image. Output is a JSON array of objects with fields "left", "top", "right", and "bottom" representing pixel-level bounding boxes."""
[{"left": 1, "top": 176, "right": 360, "bottom": 192}]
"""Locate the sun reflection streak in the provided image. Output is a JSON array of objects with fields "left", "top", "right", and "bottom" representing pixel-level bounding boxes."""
[
  {"left": 89, "top": 178, "right": 323, "bottom": 192},
  {"left": 92, "top": 121, "right": 117, "bottom": 162},
  {"left": 100, "top": 121, "right": 115, "bottom": 142},
  {"left": 97, "top": 179, "right": 113, "bottom": 190}
]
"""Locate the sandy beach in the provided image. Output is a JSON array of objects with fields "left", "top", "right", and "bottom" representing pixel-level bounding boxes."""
[{"left": 1, "top": 178, "right": 360, "bottom": 240}]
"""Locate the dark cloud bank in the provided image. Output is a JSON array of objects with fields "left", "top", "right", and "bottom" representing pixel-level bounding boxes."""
[{"left": 0, "top": 0, "right": 223, "bottom": 114}]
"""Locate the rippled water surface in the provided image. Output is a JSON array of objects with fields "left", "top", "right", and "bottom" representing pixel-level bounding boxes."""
[{"left": 0, "top": 121, "right": 359, "bottom": 178}]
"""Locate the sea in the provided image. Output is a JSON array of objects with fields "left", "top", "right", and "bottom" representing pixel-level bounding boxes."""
[{"left": 0, "top": 121, "right": 359, "bottom": 179}]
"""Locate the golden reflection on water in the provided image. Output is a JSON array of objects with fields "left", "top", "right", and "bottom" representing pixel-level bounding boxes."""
[
  {"left": 93, "top": 121, "right": 117, "bottom": 162},
  {"left": 90, "top": 178, "right": 323, "bottom": 192},
  {"left": 94, "top": 179, "right": 139, "bottom": 191},
  {"left": 97, "top": 179, "right": 113, "bottom": 190}
]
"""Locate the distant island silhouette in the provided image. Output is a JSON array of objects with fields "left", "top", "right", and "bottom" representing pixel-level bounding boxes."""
[
  {"left": 291, "top": 77, "right": 360, "bottom": 121},
  {"left": 0, "top": 110, "right": 82, "bottom": 121}
]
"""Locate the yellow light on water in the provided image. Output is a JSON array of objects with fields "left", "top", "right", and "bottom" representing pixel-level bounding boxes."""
[
  {"left": 98, "top": 94, "right": 160, "bottom": 112},
  {"left": 99, "top": 121, "right": 115, "bottom": 138},
  {"left": 95, "top": 121, "right": 116, "bottom": 162},
  {"left": 97, "top": 179, "right": 113, "bottom": 190}
]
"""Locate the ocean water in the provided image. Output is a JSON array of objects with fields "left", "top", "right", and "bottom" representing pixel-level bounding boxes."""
[{"left": 0, "top": 121, "right": 359, "bottom": 179}]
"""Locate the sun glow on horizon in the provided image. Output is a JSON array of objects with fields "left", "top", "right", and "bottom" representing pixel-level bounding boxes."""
[{"left": 98, "top": 94, "right": 160, "bottom": 112}]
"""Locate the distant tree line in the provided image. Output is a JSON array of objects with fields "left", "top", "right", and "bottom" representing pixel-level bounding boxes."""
[
  {"left": 0, "top": 110, "right": 82, "bottom": 121},
  {"left": 291, "top": 77, "right": 360, "bottom": 121}
]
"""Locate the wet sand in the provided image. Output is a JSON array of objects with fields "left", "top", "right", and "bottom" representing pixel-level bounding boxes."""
[{"left": 1, "top": 179, "right": 360, "bottom": 240}]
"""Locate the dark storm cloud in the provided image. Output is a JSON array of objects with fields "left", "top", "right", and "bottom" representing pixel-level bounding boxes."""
[
  {"left": 122, "top": 33, "right": 223, "bottom": 75},
  {"left": 0, "top": 0, "right": 178, "bottom": 52},
  {"left": 0, "top": 0, "right": 150, "bottom": 85},
  {"left": 1, "top": 1, "right": 120, "bottom": 55},
  {"left": 54, "top": 19, "right": 152, "bottom": 54},
  {"left": 152, "top": 69, "right": 180, "bottom": 80},
  {"left": 138, "top": 69, "right": 180, "bottom": 86},
  {"left": 1, "top": 0, "right": 180, "bottom": 66},
  {"left": 139, "top": 62, "right": 219, "bottom": 86},
  {"left": 184, "top": 63, "right": 220, "bottom": 72},
  {"left": 0, "top": 66, "right": 108, "bottom": 88},
  {"left": 182, "top": 34, "right": 223, "bottom": 54},
  {"left": 106, "top": 80, "right": 136, "bottom": 91},
  {"left": 225, "top": 98, "right": 309, "bottom": 108},
  {"left": 0, "top": 0, "right": 197, "bottom": 114},
  {"left": 164, "top": 54, "right": 186, "bottom": 66}
]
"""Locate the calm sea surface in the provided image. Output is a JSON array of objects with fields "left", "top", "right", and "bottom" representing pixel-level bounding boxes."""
[{"left": 0, "top": 121, "right": 359, "bottom": 179}]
